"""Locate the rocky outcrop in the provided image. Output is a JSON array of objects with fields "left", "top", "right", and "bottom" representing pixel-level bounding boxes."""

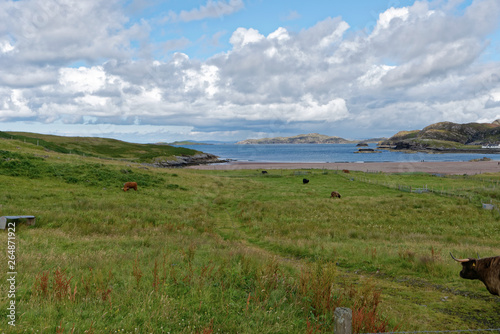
[
  {"left": 382, "top": 139, "right": 500, "bottom": 153},
  {"left": 354, "top": 148, "right": 381, "bottom": 153},
  {"left": 381, "top": 120, "right": 500, "bottom": 153},
  {"left": 151, "top": 153, "right": 227, "bottom": 168}
]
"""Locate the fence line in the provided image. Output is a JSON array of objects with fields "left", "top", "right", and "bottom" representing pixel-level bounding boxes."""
[{"left": 350, "top": 175, "right": 500, "bottom": 212}]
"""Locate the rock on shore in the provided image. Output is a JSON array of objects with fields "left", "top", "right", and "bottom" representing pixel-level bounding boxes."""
[{"left": 152, "top": 153, "right": 227, "bottom": 167}]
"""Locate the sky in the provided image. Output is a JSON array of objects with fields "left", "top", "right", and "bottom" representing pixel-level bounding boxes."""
[{"left": 1, "top": 0, "right": 500, "bottom": 143}]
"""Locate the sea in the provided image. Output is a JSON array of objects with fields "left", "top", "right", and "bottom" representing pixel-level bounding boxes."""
[{"left": 177, "top": 143, "right": 500, "bottom": 163}]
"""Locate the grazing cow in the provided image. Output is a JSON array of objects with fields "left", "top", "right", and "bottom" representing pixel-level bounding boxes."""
[
  {"left": 331, "top": 191, "right": 341, "bottom": 198},
  {"left": 262, "top": 171, "right": 268, "bottom": 174},
  {"left": 450, "top": 253, "right": 500, "bottom": 296},
  {"left": 123, "top": 182, "right": 138, "bottom": 192},
  {"left": 342, "top": 169, "right": 350, "bottom": 174},
  {"left": 303, "top": 178, "right": 309, "bottom": 184}
]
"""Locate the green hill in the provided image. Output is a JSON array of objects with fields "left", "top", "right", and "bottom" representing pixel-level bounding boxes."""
[
  {"left": 0, "top": 131, "right": 201, "bottom": 163},
  {"left": 382, "top": 121, "right": 500, "bottom": 151}
]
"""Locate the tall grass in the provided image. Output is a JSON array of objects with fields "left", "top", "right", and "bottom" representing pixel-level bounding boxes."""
[{"left": 0, "top": 149, "right": 499, "bottom": 332}]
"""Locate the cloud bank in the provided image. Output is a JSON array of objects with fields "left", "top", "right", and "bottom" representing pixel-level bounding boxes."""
[{"left": 0, "top": 0, "right": 500, "bottom": 142}]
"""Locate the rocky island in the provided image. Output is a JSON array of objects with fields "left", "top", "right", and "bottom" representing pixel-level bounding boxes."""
[{"left": 237, "top": 133, "right": 377, "bottom": 144}]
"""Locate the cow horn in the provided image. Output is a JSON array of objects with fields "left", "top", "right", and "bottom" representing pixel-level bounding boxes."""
[{"left": 450, "top": 253, "right": 469, "bottom": 262}]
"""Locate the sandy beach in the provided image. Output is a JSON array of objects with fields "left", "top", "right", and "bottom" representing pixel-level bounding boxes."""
[{"left": 187, "top": 160, "right": 500, "bottom": 175}]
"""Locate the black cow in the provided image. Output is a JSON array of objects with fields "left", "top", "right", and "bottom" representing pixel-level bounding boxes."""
[
  {"left": 451, "top": 253, "right": 500, "bottom": 296},
  {"left": 303, "top": 178, "right": 309, "bottom": 184},
  {"left": 262, "top": 171, "right": 268, "bottom": 174}
]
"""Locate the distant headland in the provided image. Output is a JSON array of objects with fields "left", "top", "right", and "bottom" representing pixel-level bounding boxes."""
[
  {"left": 379, "top": 120, "right": 500, "bottom": 153},
  {"left": 236, "top": 133, "right": 385, "bottom": 145}
]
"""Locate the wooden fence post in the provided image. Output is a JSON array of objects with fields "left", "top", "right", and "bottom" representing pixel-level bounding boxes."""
[{"left": 334, "top": 307, "right": 352, "bottom": 334}]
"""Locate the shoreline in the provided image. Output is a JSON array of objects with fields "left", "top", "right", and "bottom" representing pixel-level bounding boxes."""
[{"left": 187, "top": 160, "right": 500, "bottom": 175}]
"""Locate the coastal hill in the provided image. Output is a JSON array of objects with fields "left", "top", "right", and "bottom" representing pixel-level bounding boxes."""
[
  {"left": 381, "top": 120, "right": 500, "bottom": 151},
  {"left": 237, "top": 133, "right": 374, "bottom": 144},
  {"left": 0, "top": 131, "right": 222, "bottom": 166}
]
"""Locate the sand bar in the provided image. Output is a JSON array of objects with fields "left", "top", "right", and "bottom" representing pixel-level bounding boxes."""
[{"left": 187, "top": 160, "right": 500, "bottom": 175}]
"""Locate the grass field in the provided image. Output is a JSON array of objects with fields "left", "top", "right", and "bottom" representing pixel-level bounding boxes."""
[
  {"left": 0, "top": 131, "right": 199, "bottom": 162},
  {"left": 0, "top": 137, "right": 499, "bottom": 333}
]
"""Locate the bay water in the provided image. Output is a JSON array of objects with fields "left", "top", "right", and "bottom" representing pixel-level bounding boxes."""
[{"left": 178, "top": 143, "right": 500, "bottom": 163}]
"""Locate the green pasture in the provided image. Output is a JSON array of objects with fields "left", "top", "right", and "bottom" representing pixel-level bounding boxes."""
[
  {"left": 0, "top": 146, "right": 499, "bottom": 333},
  {"left": 0, "top": 131, "right": 198, "bottom": 162}
]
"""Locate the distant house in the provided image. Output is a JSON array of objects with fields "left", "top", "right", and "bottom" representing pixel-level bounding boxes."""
[{"left": 482, "top": 144, "right": 500, "bottom": 149}]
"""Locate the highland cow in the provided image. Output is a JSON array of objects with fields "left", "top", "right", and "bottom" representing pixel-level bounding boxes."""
[
  {"left": 123, "top": 182, "right": 138, "bottom": 192},
  {"left": 331, "top": 191, "right": 341, "bottom": 198},
  {"left": 451, "top": 253, "right": 500, "bottom": 296}
]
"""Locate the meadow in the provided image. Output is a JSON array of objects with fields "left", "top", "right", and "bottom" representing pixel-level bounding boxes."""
[{"left": 0, "top": 138, "right": 499, "bottom": 333}]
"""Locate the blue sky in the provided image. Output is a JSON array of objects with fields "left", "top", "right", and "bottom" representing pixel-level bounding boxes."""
[
  {"left": 1, "top": 0, "right": 500, "bottom": 143},
  {"left": 132, "top": 0, "right": 424, "bottom": 60}
]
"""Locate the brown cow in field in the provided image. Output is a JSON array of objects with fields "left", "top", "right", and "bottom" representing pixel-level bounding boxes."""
[
  {"left": 342, "top": 169, "right": 350, "bottom": 174},
  {"left": 331, "top": 191, "right": 341, "bottom": 198},
  {"left": 123, "top": 182, "right": 138, "bottom": 192},
  {"left": 451, "top": 253, "right": 500, "bottom": 296}
]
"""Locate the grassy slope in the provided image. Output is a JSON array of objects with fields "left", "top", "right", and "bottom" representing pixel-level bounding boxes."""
[
  {"left": 0, "top": 141, "right": 499, "bottom": 332},
  {"left": 1, "top": 132, "right": 200, "bottom": 162},
  {"left": 385, "top": 122, "right": 500, "bottom": 148}
]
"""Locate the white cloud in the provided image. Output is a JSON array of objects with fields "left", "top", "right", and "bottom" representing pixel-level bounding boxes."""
[
  {"left": 1, "top": 0, "right": 500, "bottom": 142},
  {"left": 318, "top": 20, "right": 350, "bottom": 48},
  {"left": 229, "top": 28, "right": 265, "bottom": 48},
  {"left": 0, "top": 40, "right": 14, "bottom": 53},
  {"left": 298, "top": 17, "right": 349, "bottom": 50},
  {"left": 59, "top": 67, "right": 107, "bottom": 94},
  {"left": 0, "top": 66, "right": 58, "bottom": 88},
  {"left": 357, "top": 65, "right": 396, "bottom": 87},
  {"left": 372, "top": 6, "right": 410, "bottom": 35},
  {"left": 167, "top": 0, "right": 244, "bottom": 23},
  {"left": 184, "top": 64, "right": 220, "bottom": 96},
  {"left": 0, "top": 89, "right": 36, "bottom": 120},
  {"left": 0, "top": 0, "right": 144, "bottom": 65},
  {"left": 268, "top": 27, "right": 290, "bottom": 42},
  {"left": 288, "top": 96, "right": 349, "bottom": 122}
]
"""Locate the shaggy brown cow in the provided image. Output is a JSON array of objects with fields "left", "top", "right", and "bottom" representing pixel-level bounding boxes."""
[
  {"left": 123, "top": 182, "right": 138, "bottom": 192},
  {"left": 331, "top": 191, "right": 341, "bottom": 198},
  {"left": 342, "top": 169, "right": 350, "bottom": 174},
  {"left": 450, "top": 253, "right": 500, "bottom": 296}
]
